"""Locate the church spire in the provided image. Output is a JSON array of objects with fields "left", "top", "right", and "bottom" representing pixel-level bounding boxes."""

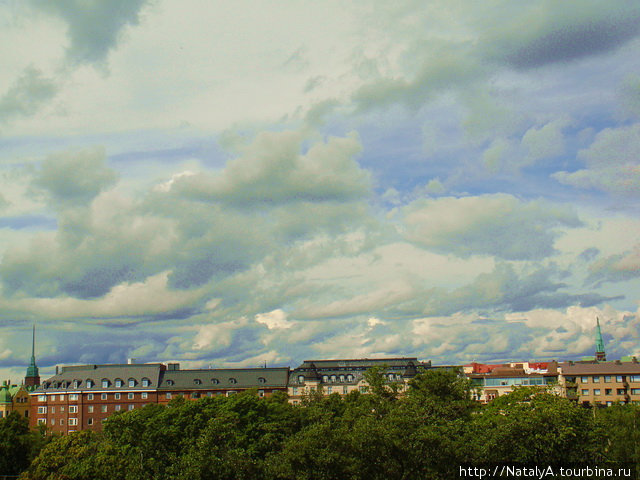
[
  {"left": 25, "top": 324, "right": 40, "bottom": 387},
  {"left": 595, "top": 317, "right": 606, "bottom": 362}
]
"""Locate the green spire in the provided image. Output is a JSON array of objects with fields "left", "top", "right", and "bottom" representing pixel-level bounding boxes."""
[
  {"left": 26, "top": 324, "right": 39, "bottom": 378},
  {"left": 595, "top": 317, "right": 606, "bottom": 361}
]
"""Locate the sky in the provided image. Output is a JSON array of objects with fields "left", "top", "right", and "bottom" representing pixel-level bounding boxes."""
[{"left": 1, "top": 0, "right": 640, "bottom": 382}]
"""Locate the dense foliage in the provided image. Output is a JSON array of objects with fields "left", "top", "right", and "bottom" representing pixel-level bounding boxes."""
[{"left": 5, "top": 369, "right": 639, "bottom": 479}]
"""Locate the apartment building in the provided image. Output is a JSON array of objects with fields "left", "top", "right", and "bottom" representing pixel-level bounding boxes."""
[
  {"left": 559, "top": 360, "right": 640, "bottom": 406},
  {"left": 464, "top": 361, "right": 560, "bottom": 403},
  {"left": 288, "top": 357, "right": 429, "bottom": 404},
  {"left": 29, "top": 362, "right": 289, "bottom": 433}
]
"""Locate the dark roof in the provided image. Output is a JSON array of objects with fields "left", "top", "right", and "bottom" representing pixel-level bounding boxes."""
[
  {"left": 32, "top": 364, "right": 165, "bottom": 393},
  {"left": 158, "top": 367, "right": 290, "bottom": 390},
  {"left": 298, "top": 358, "right": 426, "bottom": 369},
  {"left": 560, "top": 361, "right": 640, "bottom": 375}
]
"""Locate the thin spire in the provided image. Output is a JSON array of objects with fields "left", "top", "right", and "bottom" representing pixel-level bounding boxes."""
[
  {"left": 595, "top": 317, "right": 606, "bottom": 361},
  {"left": 25, "top": 324, "right": 40, "bottom": 387}
]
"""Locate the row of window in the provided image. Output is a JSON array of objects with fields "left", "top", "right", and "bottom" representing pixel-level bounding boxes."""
[
  {"left": 164, "top": 377, "right": 267, "bottom": 386},
  {"left": 580, "top": 388, "right": 640, "bottom": 396},
  {"left": 291, "top": 386, "right": 368, "bottom": 396},
  {"left": 578, "top": 375, "right": 640, "bottom": 383},
  {"left": 40, "top": 403, "right": 143, "bottom": 416},
  {"left": 42, "top": 378, "right": 152, "bottom": 389},
  {"left": 39, "top": 392, "right": 149, "bottom": 402}
]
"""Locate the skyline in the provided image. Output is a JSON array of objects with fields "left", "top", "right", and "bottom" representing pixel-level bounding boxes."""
[{"left": 1, "top": 1, "right": 639, "bottom": 381}]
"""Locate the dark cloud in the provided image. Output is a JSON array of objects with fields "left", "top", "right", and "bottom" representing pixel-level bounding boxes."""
[
  {"left": 32, "top": 0, "right": 150, "bottom": 65},
  {"left": 0, "top": 67, "right": 57, "bottom": 123}
]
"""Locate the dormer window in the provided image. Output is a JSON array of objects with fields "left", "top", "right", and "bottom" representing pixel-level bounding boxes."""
[
  {"left": 212, "top": 378, "right": 219, "bottom": 385},
  {"left": 298, "top": 375, "right": 305, "bottom": 383},
  {"left": 73, "top": 380, "right": 80, "bottom": 389},
  {"left": 322, "top": 375, "right": 328, "bottom": 383},
  {"left": 229, "top": 378, "right": 237, "bottom": 384},
  {"left": 86, "top": 379, "right": 94, "bottom": 388},
  {"left": 102, "top": 379, "right": 110, "bottom": 388},
  {"left": 339, "top": 375, "right": 345, "bottom": 383},
  {"left": 194, "top": 379, "right": 202, "bottom": 385},
  {"left": 330, "top": 375, "right": 337, "bottom": 383},
  {"left": 166, "top": 380, "right": 174, "bottom": 386},
  {"left": 115, "top": 379, "right": 123, "bottom": 388},
  {"left": 142, "top": 378, "right": 150, "bottom": 387},
  {"left": 258, "top": 377, "right": 266, "bottom": 384},
  {"left": 128, "top": 379, "right": 136, "bottom": 388},
  {"left": 347, "top": 374, "right": 354, "bottom": 382}
]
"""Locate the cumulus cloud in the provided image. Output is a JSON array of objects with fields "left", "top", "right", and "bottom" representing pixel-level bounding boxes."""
[
  {"left": 553, "top": 123, "right": 640, "bottom": 195},
  {"left": 520, "top": 117, "right": 569, "bottom": 163},
  {"left": 0, "top": 67, "right": 58, "bottom": 123},
  {"left": 402, "top": 194, "right": 581, "bottom": 260},
  {"left": 586, "top": 244, "right": 640, "bottom": 285}
]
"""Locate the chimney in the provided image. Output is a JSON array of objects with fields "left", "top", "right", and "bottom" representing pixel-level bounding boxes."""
[
  {"left": 128, "top": 358, "right": 136, "bottom": 365},
  {"left": 167, "top": 363, "right": 180, "bottom": 371}
]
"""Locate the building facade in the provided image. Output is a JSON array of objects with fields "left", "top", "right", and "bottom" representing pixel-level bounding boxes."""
[
  {"left": 559, "top": 359, "right": 640, "bottom": 406},
  {"left": 29, "top": 362, "right": 290, "bottom": 433},
  {"left": 287, "top": 358, "right": 428, "bottom": 404},
  {"left": 464, "top": 362, "right": 560, "bottom": 403}
]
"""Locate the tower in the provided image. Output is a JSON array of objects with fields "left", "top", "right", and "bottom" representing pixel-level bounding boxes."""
[
  {"left": 595, "top": 317, "right": 606, "bottom": 362},
  {"left": 25, "top": 324, "right": 40, "bottom": 387}
]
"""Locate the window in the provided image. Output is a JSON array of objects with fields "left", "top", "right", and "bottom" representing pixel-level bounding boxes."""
[
  {"left": 606, "top": 401, "right": 613, "bottom": 406},
  {"left": 128, "top": 405, "right": 135, "bottom": 411},
  {"left": 347, "top": 374, "right": 354, "bottom": 382},
  {"left": 258, "top": 377, "right": 266, "bottom": 384},
  {"left": 343, "top": 386, "right": 348, "bottom": 394},
  {"left": 141, "top": 392, "right": 148, "bottom": 399},
  {"left": 616, "top": 376, "right": 624, "bottom": 382},
  {"left": 38, "top": 395, "right": 46, "bottom": 402},
  {"left": 593, "top": 376, "right": 600, "bottom": 383},
  {"left": 211, "top": 378, "right": 219, "bottom": 385},
  {"left": 69, "top": 406, "right": 78, "bottom": 413},
  {"left": 226, "top": 391, "right": 237, "bottom": 397},
  {"left": 115, "top": 405, "right": 121, "bottom": 411},
  {"left": 102, "top": 379, "right": 110, "bottom": 388},
  {"left": 166, "top": 393, "right": 172, "bottom": 399},
  {"left": 50, "top": 418, "right": 54, "bottom": 425},
  {"left": 322, "top": 375, "right": 328, "bottom": 383},
  {"left": 73, "top": 380, "right": 79, "bottom": 389},
  {"left": 194, "top": 379, "right": 202, "bottom": 385},
  {"left": 617, "top": 389, "right": 626, "bottom": 395},
  {"left": 594, "top": 389, "right": 601, "bottom": 395},
  {"left": 128, "top": 393, "right": 134, "bottom": 399},
  {"left": 330, "top": 375, "right": 337, "bottom": 383},
  {"left": 166, "top": 380, "right": 174, "bottom": 386},
  {"left": 128, "top": 379, "right": 136, "bottom": 387},
  {"left": 37, "top": 406, "right": 47, "bottom": 414},
  {"left": 580, "top": 376, "right": 589, "bottom": 383},
  {"left": 69, "top": 394, "right": 78, "bottom": 401},
  {"left": 115, "top": 393, "right": 121, "bottom": 400},
  {"left": 59, "top": 394, "right": 65, "bottom": 400},
  {"left": 292, "top": 387, "right": 298, "bottom": 396},
  {"left": 229, "top": 378, "right": 237, "bottom": 384},
  {"left": 101, "top": 393, "right": 108, "bottom": 400},
  {"left": 630, "top": 376, "right": 640, "bottom": 382},
  {"left": 581, "top": 389, "right": 589, "bottom": 395},
  {"left": 339, "top": 375, "right": 345, "bottom": 382},
  {"left": 68, "top": 418, "right": 78, "bottom": 426},
  {"left": 605, "top": 389, "right": 612, "bottom": 395},
  {"left": 88, "top": 393, "right": 94, "bottom": 400},
  {"left": 38, "top": 419, "right": 46, "bottom": 425},
  {"left": 51, "top": 407, "right": 55, "bottom": 414},
  {"left": 60, "top": 406, "right": 65, "bottom": 412},
  {"left": 258, "top": 390, "right": 265, "bottom": 397},
  {"left": 101, "top": 405, "right": 107, "bottom": 413},
  {"left": 87, "top": 379, "right": 94, "bottom": 388},
  {"left": 115, "top": 379, "right": 123, "bottom": 387},
  {"left": 631, "top": 389, "right": 640, "bottom": 395},
  {"left": 60, "top": 419, "right": 64, "bottom": 425},
  {"left": 327, "top": 386, "right": 333, "bottom": 394},
  {"left": 360, "top": 386, "right": 369, "bottom": 393},
  {"left": 88, "top": 418, "right": 93, "bottom": 425},
  {"left": 604, "top": 375, "right": 612, "bottom": 383},
  {"left": 88, "top": 406, "right": 94, "bottom": 413}
]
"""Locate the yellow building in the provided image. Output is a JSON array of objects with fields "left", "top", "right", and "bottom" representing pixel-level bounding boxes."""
[{"left": 0, "top": 382, "right": 31, "bottom": 420}]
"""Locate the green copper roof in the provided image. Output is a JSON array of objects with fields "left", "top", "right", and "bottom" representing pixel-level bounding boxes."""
[
  {"left": 0, "top": 385, "right": 11, "bottom": 404},
  {"left": 26, "top": 324, "right": 39, "bottom": 379},
  {"left": 595, "top": 317, "right": 605, "bottom": 354}
]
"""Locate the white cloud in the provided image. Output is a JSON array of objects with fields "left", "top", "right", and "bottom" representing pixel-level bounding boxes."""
[{"left": 255, "top": 309, "right": 293, "bottom": 330}]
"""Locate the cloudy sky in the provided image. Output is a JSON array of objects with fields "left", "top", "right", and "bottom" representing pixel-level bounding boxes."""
[{"left": 1, "top": 0, "right": 639, "bottom": 382}]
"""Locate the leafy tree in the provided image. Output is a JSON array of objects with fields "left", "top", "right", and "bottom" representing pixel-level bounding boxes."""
[{"left": 0, "top": 411, "right": 39, "bottom": 476}]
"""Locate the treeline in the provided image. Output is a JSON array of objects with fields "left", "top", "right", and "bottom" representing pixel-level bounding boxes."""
[{"left": 5, "top": 369, "right": 640, "bottom": 479}]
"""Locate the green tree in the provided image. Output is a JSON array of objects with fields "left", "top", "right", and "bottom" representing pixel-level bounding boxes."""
[{"left": 0, "top": 411, "right": 39, "bottom": 476}]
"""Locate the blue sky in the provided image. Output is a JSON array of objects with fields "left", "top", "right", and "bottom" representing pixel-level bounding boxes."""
[{"left": 1, "top": 0, "right": 640, "bottom": 382}]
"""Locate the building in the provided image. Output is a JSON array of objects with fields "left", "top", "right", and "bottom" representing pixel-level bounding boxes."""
[
  {"left": 29, "top": 362, "right": 290, "bottom": 433},
  {"left": 595, "top": 317, "right": 607, "bottom": 362},
  {"left": 0, "top": 382, "right": 30, "bottom": 419},
  {"left": 464, "top": 361, "right": 560, "bottom": 403},
  {"left": 288, "top": 357, "right": 429, "bottom": 404},
  {"left": 558, "top": 359, "right": 640, "bottom": 406},
  {"left": 25, "top": 325, "right": 40, "bottom": 388}
]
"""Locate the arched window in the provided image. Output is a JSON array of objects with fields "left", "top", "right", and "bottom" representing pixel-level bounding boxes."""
[
  {"left": 102, "top": 379, "right": 110, "bottom": 388},
  {"left": 166, "top": 380, "right": 174, "bottom": 386},
  {"left": 339, "top": 375, "right": 345, "bottom": 383},
  {"left": 194, "top": 379, "right": 202, "bottom": 385},
  {"left": 298, "top": 375, "right": 305, "bottom": 383},
  {"left": 128, "top": 378, "right": 136, "bottom": 388},
  {"left": 141, "top": 378, "right": 150, "bottom": 387},
  {"left": 347, "top": 374, "right": 354, "bottom": 382},
  {"left": 258, "top": 377, "right": 266, "bottom": 384},
  {"left": 229, "top": 378, "right": 237, "bottom": 384},
  {"left": 330, "top": 375, "right": 337, "bottom": 383},
  {"left": 115, "top": 378, "right": 123, "bottom": 388},
  {"left": 212, "top": 378, "right": 219, "bottom": 385},
  {"left": 322, "top": 375, "right": 329, "bottom": 383}
]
